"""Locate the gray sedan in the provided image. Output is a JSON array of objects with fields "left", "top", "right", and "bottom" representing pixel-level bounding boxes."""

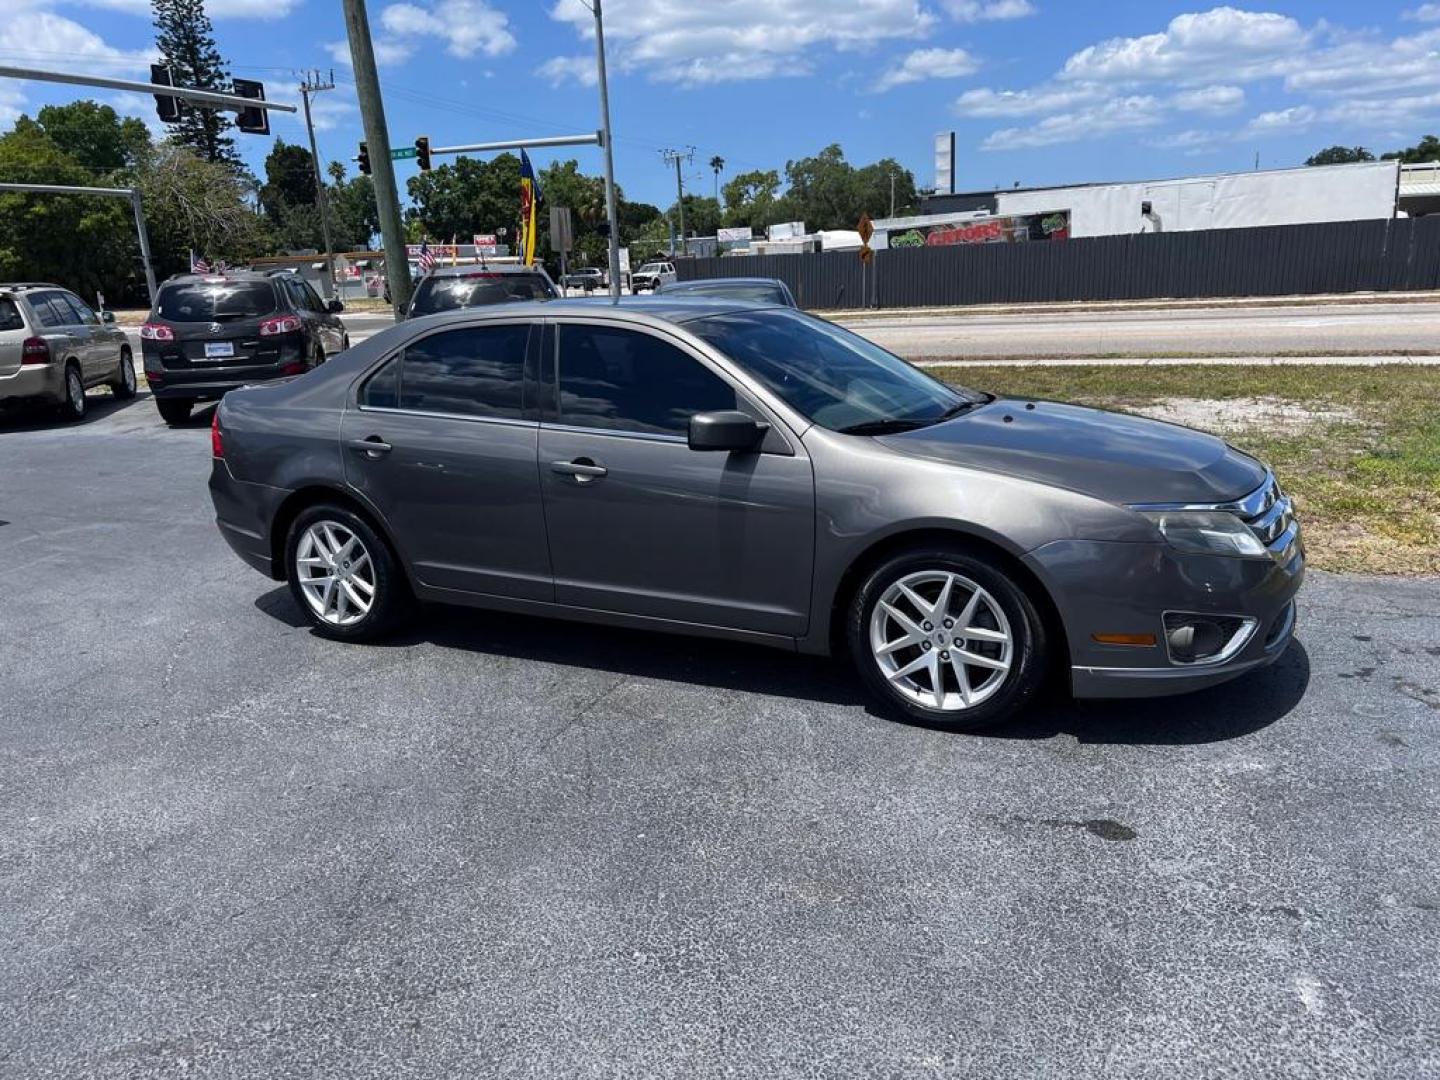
[{"left": 209, "top": 298, "right": 1302, "bottom": 730}]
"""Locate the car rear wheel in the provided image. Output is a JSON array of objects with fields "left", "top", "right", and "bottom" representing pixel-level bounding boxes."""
[
  {"left": 112, "top": 348, "right": 136, "bottom": 399},
  {"left": 847, "top": 547, "right": 1048, "bottom": 732},
  {"left": 58, "top": 363, "right": 86, "bottom": 422},
  {"left": 156, "top": 398, "right": 192, "bottom": 426},
  {"left": 286, "top": 504, "right": 409, "bottom": 642}
]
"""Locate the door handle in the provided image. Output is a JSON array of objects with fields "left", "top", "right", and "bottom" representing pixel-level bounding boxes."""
[
  {"left": 551, "top": 458, "right": 607, "bottom": 482},
  {"left": 348, "top": 436, "right": 393, "bottom": 458}
]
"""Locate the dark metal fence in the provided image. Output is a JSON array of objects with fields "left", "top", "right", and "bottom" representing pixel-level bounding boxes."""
[{"left": 674, "top": 217, "right": 1440, "bottom": 309}]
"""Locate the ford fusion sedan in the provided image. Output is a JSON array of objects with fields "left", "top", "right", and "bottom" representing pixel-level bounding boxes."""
[{"left": 209, "top": 298, "right": 1302, "bottom": 731}]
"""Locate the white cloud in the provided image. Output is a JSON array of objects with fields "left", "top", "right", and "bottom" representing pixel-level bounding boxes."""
[
  {"left": 1060, "top": 7, "right": 1308, "bottom": 85},
  {"left": 1404, "top": 4, "right": 1440, "bottom": 21},
  {"left": 326, "top": 37, "right": 418, "bottom": 67},
  {"left": 377, "top": 0, "right": 516, "bottom": 59},
  {"left": 981, "top": 95, "right": 1165, "bottom": 150},
  {"left": 547, "top": 0, "right": 937, "bottom": 86},
  {"left": 877, "top": 47, "right": 979, "bottom": 91},
  {"left": 538, "top": 55, "right": 597, "bottom": 88},
  {"left": 1242, "top": 105, "right": 1317, "bottom": 135},
  {"left": 1172, "top": 84, "right": 1244, "bottom": 114},
  {"left": 953, "top": 83, "right": 1103, "bottom": 117},
  {"left": 0, "top": 8, "right": 155, "bottom": 78},
  {"left": 943, "top": 0, "right": 1036, "bottom": 22},
  {"left": 1283, "top": 28, "right": 1440, "bottom": 98},
  {"left": 72, "top": 0, "right": 300, "bottom": 17}
]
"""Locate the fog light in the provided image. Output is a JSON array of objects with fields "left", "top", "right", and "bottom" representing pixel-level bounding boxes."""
[{"left": 1162, "top": 612, "right": 1255, "bottom": 665}]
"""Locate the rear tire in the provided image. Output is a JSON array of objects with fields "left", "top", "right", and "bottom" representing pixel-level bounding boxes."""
[
  {"left": 846, "top": 546, "right": 1049, "bottom": 732},
  {"left": 58, "top": 363, "right": 86, "bottom": 422},
  {"left": 285, "top": 503, "right": 410, "bottom": 642},
  {"left": 156, "top": 398, "right": 192, "bottom": 426},
  {"left": 111, "top": 348, "right": 136, "bottom": 399}
]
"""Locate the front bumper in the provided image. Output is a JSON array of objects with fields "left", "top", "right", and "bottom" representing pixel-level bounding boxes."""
[
  {"left": 1024, "top": 538, "right": 1303, "bottom": 700},
  {"left": 0, "top": 363, "right": 64, "bottom": 406}
]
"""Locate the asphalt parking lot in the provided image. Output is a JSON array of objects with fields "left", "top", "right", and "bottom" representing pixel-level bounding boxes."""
[{"left": 3, "top": 390, "right": 1438, "bottom": 1078}]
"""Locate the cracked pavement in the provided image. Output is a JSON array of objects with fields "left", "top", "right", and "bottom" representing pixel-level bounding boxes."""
[{"left": 2, "top": 393, "right": 1438, "bottom": 1078}]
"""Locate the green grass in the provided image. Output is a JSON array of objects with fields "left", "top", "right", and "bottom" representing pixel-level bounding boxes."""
[{"left": 923, "top": 363, "right": 1440, "bottom": 576}]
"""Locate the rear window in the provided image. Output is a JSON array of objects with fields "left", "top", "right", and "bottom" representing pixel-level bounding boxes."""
[
  {"left": 410, "top": 274, "right": 556, "bottom": 316},
  {"left": 156, "top": 281, "right": 278, "bottom": 322}
]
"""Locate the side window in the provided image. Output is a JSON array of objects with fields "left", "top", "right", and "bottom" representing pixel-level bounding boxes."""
[
  {"left": 30, "top": 293, "right": 70, "bottom": 328},
  {"left": 300, "top": 281, "right": 326, "bottom": 311},
  {"left": 0, "top": 299, "right": 23, "bottom": 332},
  {"left": 64, "top": 293, "right": 100, "bottom": 325},
  {"left": 397, "top": 324, "right": 530, "bottom": 419},
  {"left": 283, "top": 279, "right": 310, "bottom": 312},
  {"left": 360, "top": 356, "right": 399, "bottom": 409},
  {"left": 556, "top": 325, "right": 737, "bottom": 436}
]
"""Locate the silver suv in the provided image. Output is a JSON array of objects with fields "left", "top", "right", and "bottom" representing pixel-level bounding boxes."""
[{"left": 0, "top": 283, "right": 135, "bottom": 420}]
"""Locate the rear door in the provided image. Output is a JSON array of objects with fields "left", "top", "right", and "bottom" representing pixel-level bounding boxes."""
[
  {"left": 340, "top": 320, "right": 552, "bottom": 600},
  {"left": 58, "top": 292, "right": 109, "bottom": 382}
]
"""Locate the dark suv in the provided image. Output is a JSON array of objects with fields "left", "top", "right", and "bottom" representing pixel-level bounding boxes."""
[{"left": 141, "top": 271, "right": 347, "bottom": 426}]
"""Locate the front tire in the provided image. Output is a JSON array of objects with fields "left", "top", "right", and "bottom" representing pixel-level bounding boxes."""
[
  {"left": 285, "top": 504, "right": 409, "bottom": 641},
  {"left": 847, "top": 547, "right": 1048, "bottom": 732}
]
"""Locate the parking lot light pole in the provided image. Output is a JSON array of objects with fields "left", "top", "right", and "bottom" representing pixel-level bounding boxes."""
[
  {"left": 0, "top": 182, "right": 158, "bottom": 300},
  {"left": 342, "top": 0, "right": 411, "bottom": 320}
]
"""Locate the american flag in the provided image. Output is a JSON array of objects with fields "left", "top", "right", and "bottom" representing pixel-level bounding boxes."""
[
  {"left": 190, "top": 250, "right": 210, "bottom": 273},
  {"left": 417, "top": 241, "right": 435, "bottom": 275}
]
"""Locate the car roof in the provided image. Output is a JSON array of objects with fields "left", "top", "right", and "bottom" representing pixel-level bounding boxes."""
[
  {"left": 161, "top": 272, "right": 277, "bottom": 287},
  {"left": 401, "top": 294, "right": 783, "bottom": 331},
  {"left": 423, "top": 263, "right": 549, "bottom": 278},
  {"left": 0, "top": 282, "right": 68, "bottom": 293}
]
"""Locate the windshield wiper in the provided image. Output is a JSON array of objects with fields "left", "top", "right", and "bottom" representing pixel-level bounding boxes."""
[{"left": 836, "top": 418, "right": 930, "bottom": 436}]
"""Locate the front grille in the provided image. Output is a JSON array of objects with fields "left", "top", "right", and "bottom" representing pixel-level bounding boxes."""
[{"left": 1231, "top": 474, "right": 1301, "bottom": 564}]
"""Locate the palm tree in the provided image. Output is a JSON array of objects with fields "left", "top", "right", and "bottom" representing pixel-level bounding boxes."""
[{"left": 709, "top": 155, "right": 725, "bottom": 202}]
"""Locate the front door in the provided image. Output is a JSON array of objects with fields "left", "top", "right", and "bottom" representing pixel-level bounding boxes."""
[
  {"left": 340, "top": 320, "right": 552, "bottom": 601},
  {"left": 537, "top": 320, "right": 814, "bottom": 637}
]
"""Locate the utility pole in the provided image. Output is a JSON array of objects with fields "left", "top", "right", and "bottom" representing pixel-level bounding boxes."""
[
  {"left": 661, "top": 147, "right": 694, "bottom": 256},
  {"left": 591, "top": 0, "right": 622, "bottom": 299},
  {"left": 299, "top": 69, "right": 337, "bottom": 297},
  {"left": 342, "top": 0, "right": 410, "bottom": 319},
  {"left": 889, "top": 172, "right": 896, "bottom": 218}
]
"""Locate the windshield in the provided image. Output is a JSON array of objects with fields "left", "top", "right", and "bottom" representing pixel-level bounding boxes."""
[
  {"left": 410, "top": 273, "right": 556, "bottom": 315},
  {"left": 156, "top": 281, "right": 277, "bottom": 322},
  {"left": 688, "top": 308, "right": 985, "bottom": 433},
  {"left": 638, "top": 263, "right": 666, "bottom": 274}
]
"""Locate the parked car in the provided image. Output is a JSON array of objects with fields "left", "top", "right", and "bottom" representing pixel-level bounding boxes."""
[
  {"left": 657, "top": 276, "right": 797, "bottom": 307},
  {"left": 630, "top": 261, "right": 677, "bottom": 292},
  {"left": 210, "top": 297, "right": 1303, "bottom": 732},
  {"left": 0, "top": 282, "right": 134, "bottom": 421},
  {"left": 140, "top": 271, "right": 347, "bottom": 427},
  {"left": 407, "top": 264, "right": 559, "bottom": 318},
  {"left": 563, "top": 267, "right": 606, "bottom": 292}
]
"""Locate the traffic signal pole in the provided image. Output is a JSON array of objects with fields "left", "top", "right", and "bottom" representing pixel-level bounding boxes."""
[
  {"left": 342, "top": 0, "right": 411, "bottom": 320},
  {"left": 0, "top": 182, "right": 158, "bottom": 301}
]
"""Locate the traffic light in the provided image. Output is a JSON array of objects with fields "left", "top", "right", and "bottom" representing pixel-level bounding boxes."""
[
  {"left": 150, "top": 64, "right": 180, "bottom": 123},
  {"left": 358, "top": 141, "right": 371, "bottom": 176},
  {"left": 415, "top": 136, "right": 431, "bottom": 171},
  {"left": 233, "top": 78, "right": 269, "bottom": 136}
]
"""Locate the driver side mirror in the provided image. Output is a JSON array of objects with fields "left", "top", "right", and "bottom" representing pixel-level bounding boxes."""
[
  {"left": 326, "top": 298, "right": 345, "bottom": 313},
  {"left": 101, "top": 310, "right": 116, "bottom": 323},
  {"left": 688, "top": 410, "right": 768, "bottom": 453}
]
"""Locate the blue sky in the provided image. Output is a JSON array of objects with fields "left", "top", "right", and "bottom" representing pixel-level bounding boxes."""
[{"left": 4, "top": 1, "right": 1439, "bottom": 208}]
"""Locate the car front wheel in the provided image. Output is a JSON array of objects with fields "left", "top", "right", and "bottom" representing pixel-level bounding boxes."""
[
  {"left": 847, "top": 547, "right": 1048, "bottom": 731},
  {"left": 286, "top": 504, "right": 409, "bottom": 641}
]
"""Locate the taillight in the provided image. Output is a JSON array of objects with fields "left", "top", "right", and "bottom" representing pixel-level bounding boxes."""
[
  {"left": 139, "top": 322, "right": 175, "bottom": 341},
  {"left": 211, "top": 412, "right": 223, "bottom": 458},
  {"left": 280, "top": 361, "right": 306, "bottom": 376},
  {"left": 258, "top": 315, "right": 302, "bottom": 336},
  {"left": 21, "top": 336, "right": 50, "bottom": 365}
]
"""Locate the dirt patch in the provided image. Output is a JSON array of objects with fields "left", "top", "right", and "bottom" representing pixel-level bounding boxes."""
[{"left": 1132, "top": 396, "right": 1358, "bottom": 434}]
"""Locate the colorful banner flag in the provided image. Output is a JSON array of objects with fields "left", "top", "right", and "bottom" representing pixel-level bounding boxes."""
[{"left": 519, "top": 149, "right": 542, "bottom": 267}]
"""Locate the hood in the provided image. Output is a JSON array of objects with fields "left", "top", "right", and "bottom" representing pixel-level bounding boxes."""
[{"left": 878, "top": 398, "right": 1267, "bottom": 506}]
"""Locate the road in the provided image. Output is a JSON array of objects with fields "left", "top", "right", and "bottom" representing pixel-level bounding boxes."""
[
  {"left": 3, "top": 393, "right": 1438, "bottom": 1078},
  {"left": 325, "top": 300, "right": 1440, "bottom": 360}
]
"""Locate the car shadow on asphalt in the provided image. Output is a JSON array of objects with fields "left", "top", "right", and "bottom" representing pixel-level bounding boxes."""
[
  {"left": 0, "top": 389, "right": 144, "bottom": 433},
  {"left": 256, "top": 587, "right": 1311, "bottom": 745}
]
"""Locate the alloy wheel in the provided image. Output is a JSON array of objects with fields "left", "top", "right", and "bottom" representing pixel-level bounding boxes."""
[
  {"left": 868, "top": 570, "right": 1014, "bottom": 711},
  {"left": 66, "top": 368, "right": 85, "bottom": 418},
  {"left": 294, "top": 520, "right": 376, "bottom": 627}
]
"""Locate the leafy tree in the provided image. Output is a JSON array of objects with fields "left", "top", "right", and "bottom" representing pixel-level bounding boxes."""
[
  {"left": 28, "top": 101, "right": 151, "bottom": 175},
  {"left": 326, "top": 161, "right": 379, "bottom": 250},
  {"left": 709, "top": 154, "right": 724, "bottom": 201},
  {"left": 721, "top": 168, "right": 783, "bottom": 229},
  {"left": 0, "top": 123, "right": 136, "bottom": 297},
  {"left": 855, "top": 158, "right": 916, "bottom": 219},
  {"left": 1305, "top": 146, "right": 1375, "bottom": 166},
  {"left": 1383, "top": 135, "right": 1440, "bottom": 164},
  {"left": 153, "top": 0, "right": 241, "bottom": 168},
  {"left": 619, "top": 199, "right": 662, "bottom": 241},
  {"left": 406, "top": 152, "right": 523, "bottom": 242},
  {"left": 672, "top": 194, "right": 722, "bottom": 238},
  {"left": 261, "top": 139, "right": 316, "bottom": 214}
]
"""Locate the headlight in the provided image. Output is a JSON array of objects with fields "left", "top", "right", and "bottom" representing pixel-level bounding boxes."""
[{"left": 1139, "top": 511, "right": 1268, "bottom": 558}]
